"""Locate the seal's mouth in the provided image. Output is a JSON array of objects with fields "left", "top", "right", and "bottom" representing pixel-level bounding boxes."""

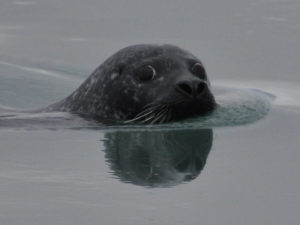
[
  {"left": 170, "top": 98, "right": 216, "bottom": 122},
  {"left": 124, "top": 97, "right": 216, "bottom": 125}
]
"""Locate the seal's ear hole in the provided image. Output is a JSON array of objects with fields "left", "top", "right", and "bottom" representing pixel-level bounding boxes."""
[
  {"left": 135, "top": 65, "right": 157, "bottom": 82},
  {"left": 191, "top": 63, "right": 206, "bottom": 80}
]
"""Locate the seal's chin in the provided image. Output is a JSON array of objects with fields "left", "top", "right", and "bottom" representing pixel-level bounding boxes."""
[
  {"left": 124, "top": 97, "right": 216, "bottom": 125},
  {"left": 167, "top": 98, "right": 216, "bottom": 123}
]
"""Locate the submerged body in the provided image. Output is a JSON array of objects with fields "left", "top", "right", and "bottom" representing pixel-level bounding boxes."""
[{"left": 44, "top": 44, "right": 216, "bottom": 124}]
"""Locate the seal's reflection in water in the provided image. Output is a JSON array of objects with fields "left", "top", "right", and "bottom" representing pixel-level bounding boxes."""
[{"left": 103, "top": 129, "right": 213, "bottom": 188}]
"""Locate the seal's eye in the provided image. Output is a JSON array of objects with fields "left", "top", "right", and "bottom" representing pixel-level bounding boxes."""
[
  {"left": 136, "top": 65, "right": 156, "bottom": 82},
  {"left": 191, "top": 63, "right": 206, "bottom": 80}
]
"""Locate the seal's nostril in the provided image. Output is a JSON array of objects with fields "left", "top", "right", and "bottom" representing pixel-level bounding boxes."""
[
  {"left": 177, "top": 82, "right": 193, "bottom": 97},
  {"left": 176, "top": 81, "right": 207, "bottom": 98},
  {"left": 197, "top": 82, "right": 206, "bottom": 94}
]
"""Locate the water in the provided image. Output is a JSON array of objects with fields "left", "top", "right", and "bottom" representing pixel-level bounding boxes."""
[{"left": 1, "top": 0, "right": 300, "bottom": 225}]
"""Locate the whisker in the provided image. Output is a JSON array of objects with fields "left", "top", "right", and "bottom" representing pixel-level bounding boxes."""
[
  {"left": 159, "top": 113, "right": 168, "bottom": 124},
  {"left": 150, "top": 108, "right": 168, "bottom": 124},
  {"left": 166, "top": 110, "right": 172, "bottom": 122},
  {"left": 142, "top": 102, "right": 157, "bottom": 110},
  {"left": 123, "top": 98, "right": 186, "bottom": 124},
  {"left": 132, "top": 109, "right": 154, "bottom": 120},
  {"left": 141, "top": 115, "right": 156, "bottom": 123},
  {"left": 123, "top": 106, "right": 157, "bottom": 124}
]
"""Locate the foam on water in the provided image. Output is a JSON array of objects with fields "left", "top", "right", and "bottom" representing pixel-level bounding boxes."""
[{"left": 215, "top": 80, "right": 300, "bottom": 108}]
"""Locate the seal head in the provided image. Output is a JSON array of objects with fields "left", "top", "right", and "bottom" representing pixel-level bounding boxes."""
[{"left": 47, "top": 44, "right": 216, "bottom": 124}]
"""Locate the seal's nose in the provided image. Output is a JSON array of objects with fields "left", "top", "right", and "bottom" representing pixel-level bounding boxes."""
[{"left": 176, "top": 80, "right": 207, "bottom": 98}]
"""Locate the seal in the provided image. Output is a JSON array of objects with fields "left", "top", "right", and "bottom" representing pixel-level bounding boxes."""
[{"left": 45, "top": 44, "right": 216, "bottom": 124}]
